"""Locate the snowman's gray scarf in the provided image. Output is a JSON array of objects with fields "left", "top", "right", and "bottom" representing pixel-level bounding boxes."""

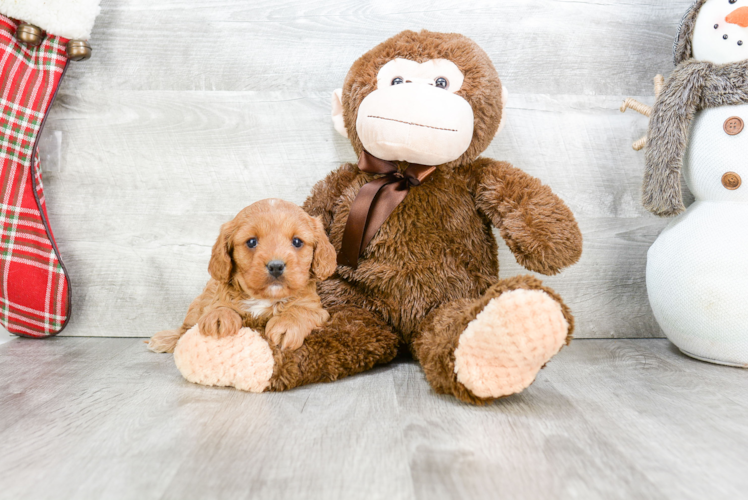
[{"left": 644, "top": 59, "right": 748, "bottom": 217}]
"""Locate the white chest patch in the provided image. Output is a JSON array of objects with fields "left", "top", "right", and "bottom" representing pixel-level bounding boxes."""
[{"left": 243, "top": 298, "right": 275, "bottom": 318}]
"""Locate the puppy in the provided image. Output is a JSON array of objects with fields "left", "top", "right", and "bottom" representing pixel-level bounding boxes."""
[{"left": 148, "top": 199, "right": 337, "bottom": 353}]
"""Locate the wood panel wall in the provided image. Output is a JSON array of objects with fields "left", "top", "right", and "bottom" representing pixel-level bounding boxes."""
[{"left": 32, "top": 0, "right": 695, "bottom": 337}]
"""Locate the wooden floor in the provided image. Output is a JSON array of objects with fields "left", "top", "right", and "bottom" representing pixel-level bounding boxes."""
[
  {"left": 0, "top": 338, "right": 746, "bottom": 500},
  {"left": 0, "top": 329, "right": 12, "bottom": 346}
]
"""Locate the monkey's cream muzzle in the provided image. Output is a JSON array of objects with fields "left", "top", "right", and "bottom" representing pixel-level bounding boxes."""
[{"left": 354, "top": 83, "right": 474, "bottom": 166}]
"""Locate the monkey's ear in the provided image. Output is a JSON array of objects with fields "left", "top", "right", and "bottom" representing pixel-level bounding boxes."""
[
  {"left": 331, "top": 88, "right": 348, "bottom": 138},
  {"left": 496, "top": 85, "right": 509, "bottom": 136}
]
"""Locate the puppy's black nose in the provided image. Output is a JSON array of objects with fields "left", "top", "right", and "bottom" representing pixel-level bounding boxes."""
[{"left": 267, "top": 260, "right": 285, "bottom": 279}]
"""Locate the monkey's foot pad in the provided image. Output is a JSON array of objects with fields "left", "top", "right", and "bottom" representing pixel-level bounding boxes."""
[
  {"left": 174, "top": 326, "right": 274, "bottom": 392},
  {"left": 454, "top": 289, "right": 569, "bottom": 398}
]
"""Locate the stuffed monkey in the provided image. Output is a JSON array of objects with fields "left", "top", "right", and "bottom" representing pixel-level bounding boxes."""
[{"left": 176, "top": 30, "right": 583, "bottom": 404}]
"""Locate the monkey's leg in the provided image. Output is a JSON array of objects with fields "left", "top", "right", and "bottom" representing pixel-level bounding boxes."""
[
  {"left": 266, "top": 303, "right": 399, "bottom": 391},
  {"left": 173, "top": 279, "right": 400, "bottom": 392},
  {"left": 412, "top": 275, "right": 573, "bottom": 405}
]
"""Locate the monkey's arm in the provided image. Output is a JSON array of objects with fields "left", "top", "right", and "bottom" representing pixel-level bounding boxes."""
[
  {"left": 303, "top": 163, "right": 358, "bottom": 232},
  {"left": 471, "top": 158, "right": 582, "bottom": 275}
]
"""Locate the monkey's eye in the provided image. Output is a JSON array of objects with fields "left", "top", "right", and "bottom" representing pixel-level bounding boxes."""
[
  {"left": 292, "top": 237, "right": 304, "bottom": 249},
  {"left": 434, "top": 77, "right": 449, "bottom": 89},
  {"left": 391, "top": 77, "right": 404, "bottom": 85},
  {"left": 246, "top": 238, "right": 258, "bottom": 249}
]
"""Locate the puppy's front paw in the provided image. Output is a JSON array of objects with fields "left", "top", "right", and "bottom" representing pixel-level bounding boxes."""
[
  {"left": 198, "top": 308, "right": 243, "bottom": 338},
  {"left": 265, "top": 316, "right": 310, "bottom": 351}
]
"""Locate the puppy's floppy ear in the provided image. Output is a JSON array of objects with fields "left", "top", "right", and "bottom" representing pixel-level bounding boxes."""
[
  {"left": 208, "top": 221, "right": 234, "bottom": 283},
  {"left": 310, "top": 216, "right": 337, "bottom": 281}
]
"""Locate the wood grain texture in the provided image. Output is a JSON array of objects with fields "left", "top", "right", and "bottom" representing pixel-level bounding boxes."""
[
  {"left": 21, "top": 0, "right": 700, "bottom": 338},
  {"left": 1, "top": 338, "right": 746, "bottom": 500},
  {"left": 63, "top": 0, "right": 690, "bottom": 96}
]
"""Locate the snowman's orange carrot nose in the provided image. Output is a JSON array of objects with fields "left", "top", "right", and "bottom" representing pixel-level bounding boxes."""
[{"left": 726, "top": 7, "right": 748, "bottom": 28}]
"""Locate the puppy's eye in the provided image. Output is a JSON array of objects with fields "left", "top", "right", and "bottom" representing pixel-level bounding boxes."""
[
  {"left": 391, "top": 77, "right": 404, "bottom": 85},
  {"left": 292, "top": 237, "right": 304, "bottom": 248},
  {"left": 246, "top": 238, "right": 258, "bottom": 249},
  {"left": 730, "top": 0, "right": 737, "bottom": 4},
  {"left": 434, "top": 77, "right": 448, "bottom": 89}
]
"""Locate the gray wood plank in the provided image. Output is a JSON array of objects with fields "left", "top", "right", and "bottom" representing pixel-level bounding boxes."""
[
  {"left": 63, "top": 0, "right": 693, "bottom": 97},
  {"left": 393, "top": 340, "right": 748, "bottom": 500},
  {"left": 0, "top": 329, "right": 12, "bottom": 346},
  {"left": 0, "top": 338, "right": 413, "bottom": 500},
  {"left": 546, "top": 340, "right": 748, "bottom": 500},
  {"left": 0, "top": 337, "right": 133, "bottom": 428},
  {"left": 1, "top": 338, "right": 746, "bottom": 500}
]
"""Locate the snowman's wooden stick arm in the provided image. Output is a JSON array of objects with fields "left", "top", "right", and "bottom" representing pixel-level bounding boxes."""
[
  {"left": 654, "top": 74, "right": 665, "bottom": 96},
  {"left": 621, "top": 75, "right": 665, "bottom": 151},
  {"left": 620, "top": 98, "right": 652, "bottom": 117},
  {"left": 632, "top": 137, "right": 648, "bottom": 151}
]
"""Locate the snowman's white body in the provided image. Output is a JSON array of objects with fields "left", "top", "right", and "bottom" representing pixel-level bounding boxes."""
[{"left": 647, "top": 104, "right": 748, "bottom": 366}]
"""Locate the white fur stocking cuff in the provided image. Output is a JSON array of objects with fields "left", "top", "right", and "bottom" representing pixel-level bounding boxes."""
[{"left": 0, "top": 0, "right": 101, "bottom": 40}]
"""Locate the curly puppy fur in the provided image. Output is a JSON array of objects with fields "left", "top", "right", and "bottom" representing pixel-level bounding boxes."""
[
  {"left": 644, "top": 1, "right": 748, "bottom": 217},
  {"left": 264, "top": 30, "right": 583, "bottom": 404},
  {"left": 149, "top": 199, "right": 336, "bottom": 353}
]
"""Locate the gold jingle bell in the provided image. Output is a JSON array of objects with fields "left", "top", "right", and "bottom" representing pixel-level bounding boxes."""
[
  {"left": 66, "top": 40, "right": 92, "bottom": 61},
  {"left": 16, "top": 23, "right": 43, "bottom": 47}
]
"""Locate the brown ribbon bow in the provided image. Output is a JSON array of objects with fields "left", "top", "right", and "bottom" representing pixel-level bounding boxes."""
[{"left": 338, "top": 151, "right": 436, "bottom": 268}]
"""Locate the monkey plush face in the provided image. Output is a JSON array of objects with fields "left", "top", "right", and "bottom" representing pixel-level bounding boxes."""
[
  {"left": 332, "top": 30, "right": 507, "bottom": 169},
  {"left": 354, "top": 58, "right": 474, "bottom": 165}
]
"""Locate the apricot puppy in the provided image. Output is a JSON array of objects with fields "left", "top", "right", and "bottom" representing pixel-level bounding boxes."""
[{"left": 149, "top": 199, "right": 337, "bottom": 353}]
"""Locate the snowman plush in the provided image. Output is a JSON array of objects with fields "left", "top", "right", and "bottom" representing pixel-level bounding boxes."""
[{"left": 643, "top": 0, "right": 748, "bottom": 367}]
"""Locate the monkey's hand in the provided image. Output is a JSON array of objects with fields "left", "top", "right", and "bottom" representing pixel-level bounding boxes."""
[
  {"left": 472, "top": 159, "right": 582, "bottom": 275},
  {"left": 198, "top": 307, "right": 243, "bottom": 338}
]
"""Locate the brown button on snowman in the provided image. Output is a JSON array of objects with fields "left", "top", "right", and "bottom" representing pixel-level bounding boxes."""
[
  {"left": 722, "top": 171, "right": 742, "bottom": 189},
  {"left": 631, "top": 0, "right": 748, "bottom": 367},
  {"left": 723, "top": 116, "right": 744, "bottom": 135}
]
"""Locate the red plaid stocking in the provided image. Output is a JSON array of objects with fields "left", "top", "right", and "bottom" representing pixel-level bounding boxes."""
[{"left": 0, "top": 15, "right": 70, "bottom": 337}]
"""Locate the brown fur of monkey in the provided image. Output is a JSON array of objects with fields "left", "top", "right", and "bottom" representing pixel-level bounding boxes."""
[{"left": 267, "top": 30, "right": 582, "bottom": 404}]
